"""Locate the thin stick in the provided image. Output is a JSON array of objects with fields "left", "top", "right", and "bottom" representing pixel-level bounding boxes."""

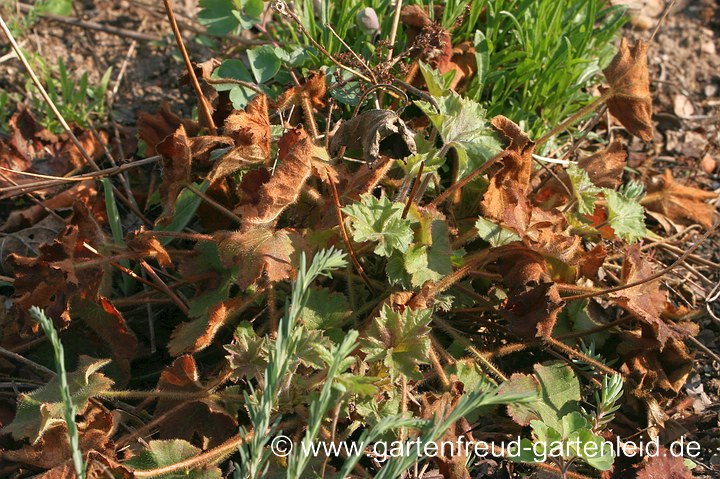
[
  {"left": 185, "top": 183, "right": 242, "bottom": 225},
  {"left": 429, "top": 151, "right": 506, "bottom": 208},
  {"left": 0, "top": 156, "right": 161, "bottom": 196},
  {"left": 327, "top": 177, "right": 375, "bottom": 292},
  {"left": 535, "top": 93, "right": 610, "bottom": 146},
  {"left": 325, "top": 23, "right": 376, "bottom": 83},
  {"left": 386, "top": 0, "right": 403, "bottom": 60},
  {"left": 16, "top": 3, "right": 160, "bottom": 42},
  {"left": 649, "top": 0, "right": 678, "bottom": 44},
  {"left": 162, "top": 0, "right": 217, "bottom": 134},
  {"left": 0, "top": 345, "right": 55, "bottom": 378},
  {"left": 564, "top": 222, "right": 720, "bottom": 301},
  {"left": 544, "top": 337, "right": 617, "bottom": 376},
  {"left": 139, "top": 261, "right": 190, "bottom": 316},
  {"left": 402, "top": 161, "right": 424, "bottom": 219}
]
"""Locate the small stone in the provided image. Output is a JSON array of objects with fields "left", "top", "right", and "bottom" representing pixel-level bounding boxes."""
[
  {"left": 705, "top": 84, "right": 718, "bottom": 98},
  {"left": 673, "top": 94, "right": 695, "bottom": 118},
  {"left": 701, "top": 155, "right": 717, "bottom": 174}
]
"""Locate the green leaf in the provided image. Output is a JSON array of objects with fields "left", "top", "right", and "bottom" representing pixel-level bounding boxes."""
[
  {"left": 126, "top": 439, "right": 222, "bottom": 478},
  {"left": 604, "top": 188, "right": 648, "bottom": 243},
  {"left": 561, "top": 411, "right": 589, "bottom": 437},
  {"left": 342, "top": 194, "right": 414, "bottom": 257},
  {"left": 415, "top": 92, "right": 503, "bottom": 179},
  {"left": 300, "top": 287, "right": 352, "bottom": 333},
  {"left": 361, "top": 305, "right": 432, "bottom": 380},
  {"left": 155, "top": 181, "right": 209, "bottom": 246},
  {"left": 2, "top": 356, "right": 113, "bottom": 440},
  {"left": 403, "top": 210, "right": 453, "bottom": 287},
  {"left": 225, "top": 322, "right": 268, "bottom": 379},
  {"left": 569, "top": 428, "right": 614, "bottom": 470},
  {"left": 336, "top": 373, "right": 379, "bottom": 396},
  {"left": 473, "top": 30, "right": 489, "bottom": 94},
  {"left": 419, "top": 61, "right": 456, "bottom": 97},
  {"left": 247, "top": 45, "right": 282, "bottom": 84},
  {"left": 568, "top": 164, "right": 602, "bottom": 215},
  {"left": 198, "top": 0, "right": 240, "bottom": 36},
  {"left": 475, "top": 216, "right": 521, "bottom": 247},
  {"left": 36, "top": 0, "right": 72, "bottom": 16}
]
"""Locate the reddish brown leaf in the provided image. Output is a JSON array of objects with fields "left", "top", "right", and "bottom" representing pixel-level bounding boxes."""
[
  {"left": 156, "top": 124, "right": 191, "bottom": 225},
  {"left": 155, "top": 355, "right": 237, "bottom": 448},
  {"left": 215, "top": 226, "right": 301, "bottom": 289},
  {"left": 207, "top": 94, "right": 271, "bottom": 183},
  {"left": 69, "top": 297, "right": 138, "bottom": 386},
  {"left": 10, "top": 202, "right": 107, "bottom": 331},
  {"left": 643, "top": 169, "right": 717, "bottom": 229},
  {"left": 401, "top": 5, "right": 453, "bottom": 72},
  {"left": 137, "top": 102, "right": 199, "bottom": 156},
  {"left": 236, "top": 126, "right": 315, "bottom": 225},
  {"left": 417, "top": 382, "right": 473, "bottom": 479},
  {"left": 636, "top": 449, "right": 694, "bottom": 479},
  {"left": 603, "top": 38, "right": 654, "bottom": 141},
  {"left": 578, "top": 141, "right": 627, "bottom": 188},
  {"left": 273, "top": 71, "right": 327, "bottom": 112},
  {"left": 126, "top": 228, "right": 173, "bottom": 267},
  {"left": 609, "top": 245, "right": 674, "bottom": 347}
]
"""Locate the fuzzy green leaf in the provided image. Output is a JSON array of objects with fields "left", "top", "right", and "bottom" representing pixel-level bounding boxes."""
[
  {"left": 404, "top": 212, "right": 453, "bottom": 287},
  {"left": 415, "top": 92, "right": 503, "bottom": 179},
  {"left": 604, "top": 188, "right": 648, "bottom": 243},
  {"left": 2, "top": 356, "right": 113, "bottom": 440},
  {"left": 225, "top": 322, "right": 268, "bottom": 379},
  {"left": 342, "top": 194, "right": 414, "bottom": 257},
  {"left": 300, "top": 287, "right": 352, "bottom": 333},
  {"left": 126, "top": 439, "right": 222, "bottom": 478},
  {"left": 568, "top": 164, "right": 602, "bottom": 215},
  {"left": 475, "top": 216, "right": 521, "bottom": 247},
  {"left": 361, "top": 305, "right": 432, "bottom": 380},
  {"left": 247, "top": 45, "right": 281, "bottom": 84}
]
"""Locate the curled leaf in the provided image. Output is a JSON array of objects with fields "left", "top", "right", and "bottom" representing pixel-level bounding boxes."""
[
  {"left": 156, "top": 124, "right": 191, "bottom": 225},
  {"left": 643, "top": 169, "right": 717, "bottom": 229},
  {"left": 603, "top": 38, "right": 654, "bottom": 141},
  {"left": 330, "top": 109, "right": 416, "bottom": 165}
]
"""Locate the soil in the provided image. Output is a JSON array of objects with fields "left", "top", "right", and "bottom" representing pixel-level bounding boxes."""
[{"left": 0, "top": 0, "right": 719, "bottom": 477}]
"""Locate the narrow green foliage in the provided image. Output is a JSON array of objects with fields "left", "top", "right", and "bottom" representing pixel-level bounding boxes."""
[
  {"left": 361, "top": 305, "right": 432, "bottom": 380},
  {"left": 235, "top": 249, "right": 347, "bottom": 479},
  {"left": 342, "top": 194, "right": 414, "bottom": 257},
  {"left": 592, "top": 374, "right": 623, "bottom": 432},
  {"left": 28, "top": 307, "right": 86, "bottom": 479}
]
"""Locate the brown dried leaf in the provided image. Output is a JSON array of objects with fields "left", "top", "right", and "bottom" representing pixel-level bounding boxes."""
[
  {"left": 329, "top": 110, "right": 417, "bottom": 165},
  {"left": 126, "top": 228, "right": 173, "bottom": 267},
  {"left": 609, "top": 245, "right": 675, "bottom": 347},
  {"left": 69, "top": 297, "right": 138, "bottom": 386},
  {"left": 493, "top": 245, "right": 563, "bottom": 339},
  {"left": 603, "top": 38, "right": 654, "bottom": 141},
  {"left": 237, "top": 126, "right": 315, "bottom": 225},
  {"left": 169, "top": 295, "right": 254, "bottom": 355},
  {"left": 155, "top": 355, "right": 237, "bottom": 448},
  {"left": 636, "top": 448, "right": 694, "bottom": 479},
  {"left": 578, "top": 141, "right": 627, "bottom": 188},
  {"left": 274, "top": 71, "right": 327, "bottom": 111},
  {"left": 207, "top": 94, "right": 271, "bottom": 183},
  {"left": 215, "top": 226, "right": 301, "bottom": 289},
  {"left": 401, "top": 5, "right": 453, "bottom": 72},
  {"left": 156, "top": 124, "right": 191, "bottom": 225},
  {"left": 138, "top": 102, "right": 199, "bottom": 156},
  {"left": 10, "top": 202, "right": 107, "bottom": 331},
  {"left": 643, "top": 169, "right": 717, "bottom": 229}
]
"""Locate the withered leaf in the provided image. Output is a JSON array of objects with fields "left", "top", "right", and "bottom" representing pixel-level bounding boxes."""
[
  {"left": 609, "top": 245, "right": 674, "bottom": 347},
  {"left": 643, "top": 169, "right": 717, "bottom": 229},
  {"left": 156, "top": 124, "right": 191, "bottom": 225},
  {"left": 577, "top": 141, "right": 627, "bottom": 188},
  {"left": 620, "top": 335, "right": 693, "bottom": 393},
  {"left": 401, "top": 5, "right": 453, "bottom": 72},
  {"left": 636, "top": 448, "right": 694, "bottom": 479},
  {"left": 154, "top": 355, "right": 237, "bottom": 448},
  {"left": 207, "top": 94, "right": 271, "bottom": 183},
  {"left": 603, "top": 38, "right": 654, "bottom": 141},
  {"left": 329, "top": 109, "right": 416, "bottom": 165},
  {"left": 126, "top": 228, "right": 173, "bottom": 267},
  {"left": 10, "top": 202, "right": 107, "bottom": 331},
  {"left": 138, "top": 102, "right": 199, "bottom": 156},
  {"left": 237, "top": 126, "right": 316, "bottom": 225},
  {"left": 69, "top": 297, "right": 138, "bottom": 386},
  {"left": 215, "top": 227, "right": 301, "bottom": 289},
  {"left": 273, "top": 71, "right": 327, "bottom": 112}
]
